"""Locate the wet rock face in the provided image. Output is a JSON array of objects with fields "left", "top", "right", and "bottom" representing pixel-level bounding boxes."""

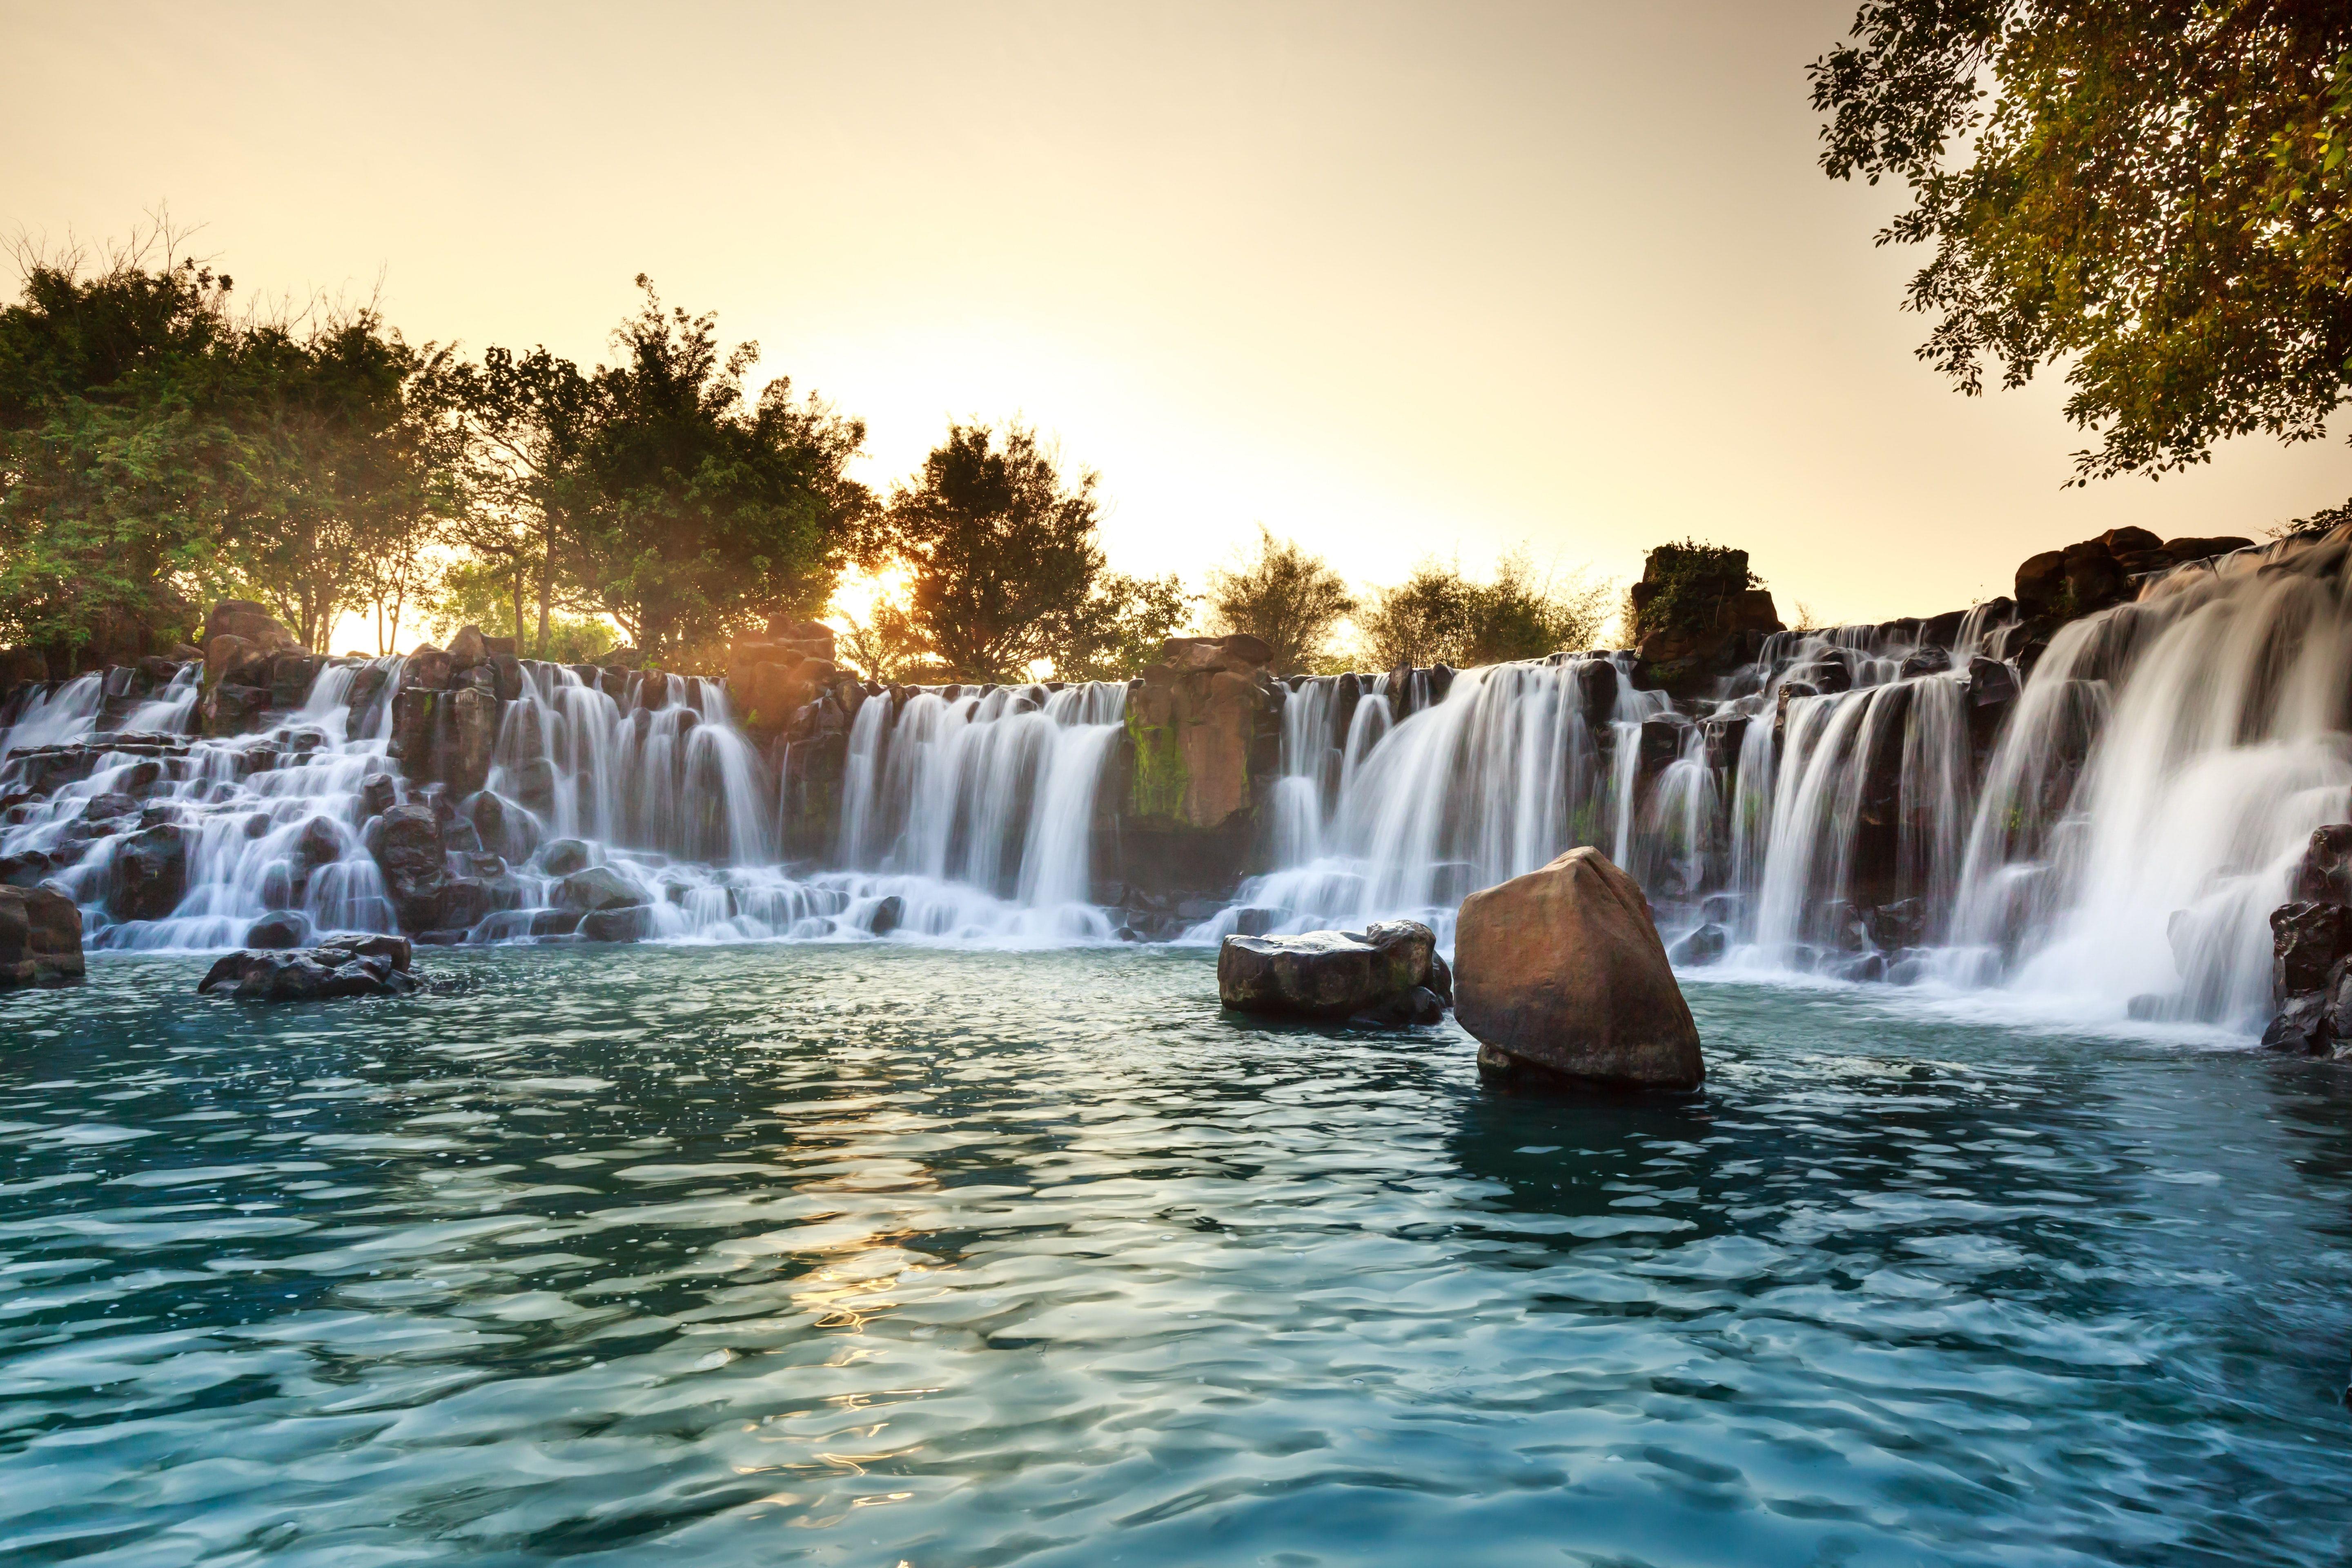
[
  {"left": 1217, "top": 920, "right": 1446, "bottom": 1027},
  {"left": 109, "top": 824, "right": 188, "bottom": 922},
  {"left": 370, "top": 805, "right": 447, "bottom": 931},
  {"left": 554, "top": 865, "right": 643, "bottom": 913},
  {"left": 0, "top": 884, "right": 83, "bottom": 989},
  {"left": 2272, "top": 900, "right": 2352, "bottom": 999},
  {"left": 198, "top": 936, "right": 421, "bottom": 1001},
  {"left": 2262, "top": 855, "right": 2352, "bottom": 1056},
  {"left": 1454, "top": 846, "right": 1703, "bottom": 1092}
]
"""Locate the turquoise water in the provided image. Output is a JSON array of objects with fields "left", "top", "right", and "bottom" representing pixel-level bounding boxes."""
[{"left": 1, "top": 947, "right": 2349, "bottom": 1566}]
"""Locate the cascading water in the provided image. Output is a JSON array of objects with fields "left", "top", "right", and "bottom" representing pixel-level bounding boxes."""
[
  {"left": 8, "top": 526, "right": 2347, "bottom": 1035},
  {"left": 1950, "top": 536, "right": 2352, "bottom": 1029},
  {"left": 832, "top": 682, "right": 1129, "bottom": 937},
  {"left": 1, "top": 653, "right": 1136, "bottom": 951}
]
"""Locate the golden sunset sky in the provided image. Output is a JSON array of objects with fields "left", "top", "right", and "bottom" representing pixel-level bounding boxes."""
[{"left": 9, "top": 0, "right": 2348, "bottom": 635}]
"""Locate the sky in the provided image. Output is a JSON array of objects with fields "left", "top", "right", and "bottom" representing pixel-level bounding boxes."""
[{"left": 7, "top": 0, "right": 2348, "bottom": 641}]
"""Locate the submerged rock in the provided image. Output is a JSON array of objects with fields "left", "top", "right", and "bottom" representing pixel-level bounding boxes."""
[
  {"left": 198, "top": 935, "right": 421, "bottom": 1001},
  {"left": 1217, "top": 919, "right": 1445, "bottom": 1026},
  {"left": 245, "top": 909, "right": 314, "bottom": 949},
  {"left": 579, "top": 904, "right": 654, "bottom": 942},
  {"left": 0, "top": 884, "right": 83, "bottom": 989},
  {"left": 1669, "top": 922, "right": 1728, "bottom": 966},
  {"left": 1455, "top": 847, "right": 1703, "bottom": 1092},
  {"left": 555, "top": 866, "right": 642, "bottom": 913}
]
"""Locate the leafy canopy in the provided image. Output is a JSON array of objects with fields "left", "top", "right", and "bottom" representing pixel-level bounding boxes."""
[
  {"left": 1356, "top": 551, "right": 1613, "bottom": 671},
  {"left": 1204, "top": 526, "right": 1356, "bottom": 675},
  {"left": 571, "top": 277, "right": 869, "bottom": 664},
  {"left": 1812, "top": 2, "right": 2352, "bottom": 481},
  {"left": 866, "top": 421, "right": 1183, "bottom": 683}
]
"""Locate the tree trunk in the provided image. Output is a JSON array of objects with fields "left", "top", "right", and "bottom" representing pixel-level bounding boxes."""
[{"left": 537, "top": 514, "right": 557, "bottom": 658}]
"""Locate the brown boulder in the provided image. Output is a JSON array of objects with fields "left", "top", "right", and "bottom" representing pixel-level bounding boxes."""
[
  {"left": 2098, "top": 526, "right": 2163, "bottom": 556},
  {"left": 2161, "top": 535, "right": 2255, "bottom": 564},
  {"left": 1160, "top": 635, "right": 1270, "bottom": 676},
  {"left": 2062, "top": 540, "right": 2127, "bottom": 615},
  {"left": 205, "top": 633, "right": 271, "bottom": 686},
  {"left": 203, "top": 600, "right": 300, "bottom": 655},
  {"left": 447, "top": 624, "right": 489, "bottom": 668},
  {"left": 445, "top": 687, "right": 499, "bottom": 796},
  {"left": 0, "top": 884, "right": 83, "bottom": 989},
  {"left": 1130, "top": 662, "right": 1260, "bottom": 828},
  {"left": 403, "top": 645, "right": 454, "bottom": 691},
  {"left": 732, "top": 659, "right": 823, "bottom": 730},
  {"left": 763, "top": 616, "right": 837, "bottom": 662},
  {"left": 2014, "top": 550, "right": 2067, "bottom": 617},
  {"left": 1454, "top": 846, "right": 1704, "bottom": 1091}
]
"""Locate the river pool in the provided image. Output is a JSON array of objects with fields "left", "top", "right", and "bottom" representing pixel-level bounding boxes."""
[{"left": 1, "top": 947, "right": 2349, "bottom": 1565}]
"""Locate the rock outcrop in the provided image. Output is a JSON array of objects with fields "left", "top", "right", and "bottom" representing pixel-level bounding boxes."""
[
  {"left": 1115, "top": 635, "right": 1282, "bottom": 900},
  {"left": 2262, "top": 824, "right": 2352, "bottom": 1056},
  {"left": 1455, "top": 847, "right": 1704, "bottom": 1091},
  {"left": 198, "top": 935, "right": 423, "bottom": 1001},
  {"left": 0, "top": 884, "right": 83, "bottom": 989},
  {"left": 1218, "top": 919, "right": 1450, "bottom": 1026},
  {"left": 2011, "top": 529, "right": 2254, "bottom": 628}
]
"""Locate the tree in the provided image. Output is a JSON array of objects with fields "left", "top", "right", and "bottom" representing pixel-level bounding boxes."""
[
  {"left": 867, "top": 421, "right": 1112, "bottom": 682},
  {"left": 0, "top": 234, "right": 245, "bottom": 665},
  {"left": 1046, "top": 571, "right": 1193, "bottom": 681},
  {"left": 572, "top": 277, "right": 868, "bottom": 662},
  {"left": 439, "top": 344, "right": 595, "bottom": 658},
  {"left": 425, "top": 555, "right": 616, "bottom": 662},
  {"left": 1812, "top": 2, "right": 2352, "bottom": 482},
  {"left": 1203, "top": 526, "right": 1355, "bottom": 674},
  {"left": 1355, "top": 551, "right": 1613, "bottom": 670},
  {"left": 232, "top": 311, "right": 459, "bottom": 651},
  {"left": 834, "top": 592, "right": 926, "bottom": 683}
]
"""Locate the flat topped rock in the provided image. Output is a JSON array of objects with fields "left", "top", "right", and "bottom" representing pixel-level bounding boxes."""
[
  {"left": 199, "top": 935, "right": 422, "bottom": 1001},
  {"left": 1218, "top": 920, "right": 1448, "bottom": 1026}
]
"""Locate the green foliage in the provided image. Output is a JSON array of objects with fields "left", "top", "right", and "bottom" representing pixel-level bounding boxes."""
[
  {"left": 1049, "top": 572, "right": 1194, "bottom": 682},
  {"left": 1125, "top": 702, "right": 1190, "bottom": 820},
  {"left": 866, "top": 421, "right": 1123, "bottom": 682},
  {"left": 1355, "top": 550, "right": 1613, "bottom": 670},
  {"left": 569, "top": 277, "right": 869, "bottom": 662},
  {"left": 0, "top": 233, "right": 462, "bottom": 665},
  {"left": 1630, "top": 540, "right": 1760, "bottom": 642},
  {"left": 425, "top": 557, "right": 616, "bottom": 663},
  {"left": 1812, "top": 3, "right": 2352, "bottom": 481},
  {"left": 1204, "top": 526, "right": 1355, "bottom": 675}
]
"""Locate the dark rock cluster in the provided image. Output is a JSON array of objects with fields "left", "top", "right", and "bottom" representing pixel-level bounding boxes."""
[
  {"left": 1217, "top": 919, "right": 1452, "bottom": 1027},
  {"left": 2263, "top": 824, "right": 2352, "bottom": 1056},
  {"left": 198, "top": 935, "right": 424, "bottom": 1001}
]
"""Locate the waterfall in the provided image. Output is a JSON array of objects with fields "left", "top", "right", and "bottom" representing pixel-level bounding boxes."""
[
  {"left": 1952, "top": 537, "right": 2352, "bottom": 1027},
  {"left": 14, "top": 526, "right": 2350, "bottom": 1030},
  {"left": 832, "top": 681, "right": 1129, "bottom": 935}
]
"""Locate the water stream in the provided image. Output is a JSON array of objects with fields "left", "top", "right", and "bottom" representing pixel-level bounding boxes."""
[{"left": 7, "top": 530, "right": 2352, "bottom": 1033}]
